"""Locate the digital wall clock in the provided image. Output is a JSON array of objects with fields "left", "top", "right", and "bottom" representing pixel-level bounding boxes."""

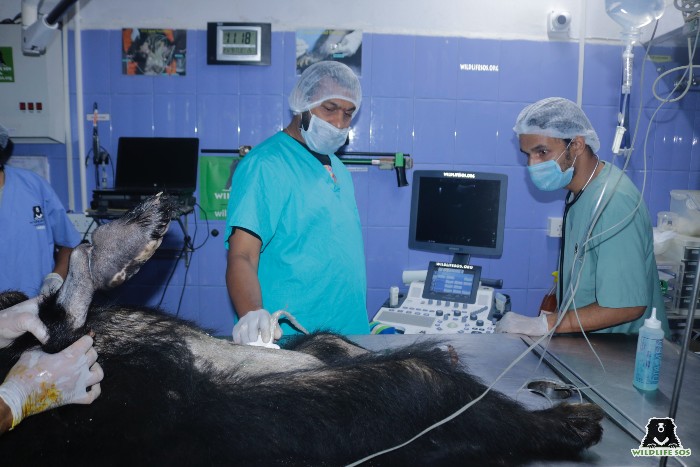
[{"left": 207, "top": 22, "right": 271, "bottom": 65}]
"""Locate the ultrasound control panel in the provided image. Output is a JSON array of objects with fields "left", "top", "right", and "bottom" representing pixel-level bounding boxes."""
[{"left": 373, "top": 280, "right": 500, "bottom": 334}]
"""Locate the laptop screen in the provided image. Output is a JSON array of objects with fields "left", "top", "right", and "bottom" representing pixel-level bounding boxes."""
[{"left": 115, "top": 137, "right": 199, "bottom": 192}]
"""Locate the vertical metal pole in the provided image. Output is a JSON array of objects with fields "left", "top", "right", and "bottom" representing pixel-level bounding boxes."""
[{"left": 660, "top": 262, "right": 700, "bottom": 467}]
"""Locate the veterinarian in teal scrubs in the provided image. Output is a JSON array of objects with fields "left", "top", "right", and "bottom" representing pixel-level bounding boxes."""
[
  {"left": 496, "top": 97, "right": 668, "bottom": 337},
  {"left": 225, "top": 61, "right": 369, "bottom": 344}
]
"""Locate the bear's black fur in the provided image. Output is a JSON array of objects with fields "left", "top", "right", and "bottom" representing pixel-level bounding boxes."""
[
  {"left": 0, "top": 292, "right": 604, "bottom": 466},
  {"left": 0, "top": 195, "right": 604, "bottom": 466}
]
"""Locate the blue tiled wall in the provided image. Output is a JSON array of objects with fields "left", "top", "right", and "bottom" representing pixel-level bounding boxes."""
[{"left": 12, "top": 30, "right": 700, "bottom": 335}]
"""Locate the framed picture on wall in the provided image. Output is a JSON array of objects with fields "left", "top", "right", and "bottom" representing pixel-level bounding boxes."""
[
  {"left": 122, "top": 28, "right": 187, "bottom": 76},
  {"left": 295, "top": 29, "right": 362, "bottom": 76}
]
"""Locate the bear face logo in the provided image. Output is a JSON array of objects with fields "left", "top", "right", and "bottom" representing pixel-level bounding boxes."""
[
  {"left": 32, "top": 205, "right": 43, "bottom": 220},
  {"left": 640, "top": 418, "right": 682, "bottom": 448}
]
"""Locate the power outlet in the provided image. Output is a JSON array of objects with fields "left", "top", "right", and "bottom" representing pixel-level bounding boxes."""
[
  {"left": 68, "top": 212, "right": 97, "bottom": 240},
  {"left": 547, "top": 217, "right": 563, "bottom": 238}
]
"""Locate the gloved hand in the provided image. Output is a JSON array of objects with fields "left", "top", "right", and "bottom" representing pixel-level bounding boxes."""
[
  {"left": 0, "top": 335, "right": 103, "bottom": 430},
  {"left": 0, "top": 297, "right": 47, "bottom": 348},
  {"left": 39, "top": 272, "right": 64, "bottom": 297},
  {"left": 232, "top": 309, "right": 283, "bottom": 345},
  {"left": 494, "top": 312, "right": 549, "bottom": 336}
]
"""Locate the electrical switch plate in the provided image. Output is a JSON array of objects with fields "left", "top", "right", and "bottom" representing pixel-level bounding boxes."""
[{"left": 547, "top": 217, "right": 563, "bottom": 238}]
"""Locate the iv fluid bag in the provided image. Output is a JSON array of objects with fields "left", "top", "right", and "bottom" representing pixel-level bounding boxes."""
[{"left": 605, "top": 0, "right": 665, "bottom": 31}]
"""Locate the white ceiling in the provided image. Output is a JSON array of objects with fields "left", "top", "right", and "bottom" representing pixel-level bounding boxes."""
[{"left": 0, "top": 0, "right": 686, "bottom": 43}]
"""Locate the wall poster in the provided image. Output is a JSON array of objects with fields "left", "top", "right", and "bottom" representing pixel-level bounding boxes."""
[
  {"left": 198, "top": 156, "right": 241, "bottom": 221},
  {"left": 295, "top": 29, "right": 362, "bottom": 76},
  {"left": 0, "top": 46, "right": 15, "bottom": 82},
  {"left": 122, "top": 28, "right": 187, "bottom": 76}
]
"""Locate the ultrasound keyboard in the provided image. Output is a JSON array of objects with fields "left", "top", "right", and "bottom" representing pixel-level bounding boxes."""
[{"left": 373, "top": 281, "right": 500, "bottom": 334}]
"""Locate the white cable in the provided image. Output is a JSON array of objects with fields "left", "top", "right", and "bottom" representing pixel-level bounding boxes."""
[
  {"left": 350, "top": 17, "right": 696, "bottom": 467},
  {"left": 345, "top": 328, "right": 560, "bottom": 467}
]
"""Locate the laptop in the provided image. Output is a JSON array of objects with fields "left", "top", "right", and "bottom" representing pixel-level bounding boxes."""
[
  {"left": 91, "top": 136, "right": 199, "bottom": 211},
  {"left": 113, "top": 136, "right": 199, "bottom": 194}
]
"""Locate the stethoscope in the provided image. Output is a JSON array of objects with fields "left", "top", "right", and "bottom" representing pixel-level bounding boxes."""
[{"left": 557, "top": 156, "right": 601, "bottom": 303}]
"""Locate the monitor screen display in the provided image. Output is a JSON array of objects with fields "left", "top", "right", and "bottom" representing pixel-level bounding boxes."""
[
  {"left": 408, "top": 170, "right": 508, "bottom": 261},
  {"left": 423, "top": 261, "right": 482, "bottom": 304},
  {"left": 115, "top": 137, "right": 199, "bottom": 192}
]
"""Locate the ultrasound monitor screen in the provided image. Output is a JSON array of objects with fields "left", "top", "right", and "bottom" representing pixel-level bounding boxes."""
[
  {"left": 408, "top": 171, "right": 507, "bottom": 258},
  {"left": 423, "top": 261, "right": 482, "bottom": 303},
  {"left": 429, "top": 266, "right": 476, "bottom": 296}
]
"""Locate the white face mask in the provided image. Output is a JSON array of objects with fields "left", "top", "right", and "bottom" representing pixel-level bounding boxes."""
[{"left": 301, "top": 114, "right": 350, "bottom": 155}]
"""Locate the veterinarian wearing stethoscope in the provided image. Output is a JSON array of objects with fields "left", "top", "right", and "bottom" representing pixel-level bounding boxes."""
[
  {"left": 496, "top": 97, "right": 669, "bottom": 337},
  {"left": 0, "top": 298, "right": 103, "bottom": 435},
  {"left": 225, "top": 61, "right": 369, "bottom": 345}
]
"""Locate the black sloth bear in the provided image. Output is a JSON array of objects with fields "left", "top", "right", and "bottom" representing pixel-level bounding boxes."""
[{"left": 0, "top": 195, "right": 604, "bottom": 466}]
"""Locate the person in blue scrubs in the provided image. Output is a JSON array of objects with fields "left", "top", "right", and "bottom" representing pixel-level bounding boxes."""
[
  {"left": 0, "top": 125, "right": 102, "bottom": 435},
  {"left": 0, "top": 124, "right": 81, "bottom": 297},
  {"left": 225, "top": 61, "right": 369, "bottom": 345},
  {"left": 496, "top": 97, "right": 669, "bottom": 336}
]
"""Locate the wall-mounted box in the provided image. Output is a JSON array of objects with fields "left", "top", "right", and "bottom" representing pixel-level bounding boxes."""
[{"left": 0, "top": 24, "right": 65, "bottom": 143}]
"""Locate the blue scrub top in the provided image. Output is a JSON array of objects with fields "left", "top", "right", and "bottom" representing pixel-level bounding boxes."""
[
  {"left": 561, "top": 162, "right": 670, "bottom": 337},
  {"left": 0, "top": 165, "right": 81, "bottom": 296},
  {"left": 225, "top": 132, "right": 369, "bottom": 336}
]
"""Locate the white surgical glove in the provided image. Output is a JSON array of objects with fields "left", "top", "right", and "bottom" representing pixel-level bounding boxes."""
[
  {"left": 39, "top": 272, "right": 64, "bottom": 297},
  {"left": 0, "top": 297, "right": 47, "bottom": 348},
  {"left": 232, "top": 308, "right": 283, "bottom": 345},
  {"left": 0, "top": 335, "right": 103, "bottom": 430},
  {"left": 494, "top": 312, "right": 549, "bottom": 336}
]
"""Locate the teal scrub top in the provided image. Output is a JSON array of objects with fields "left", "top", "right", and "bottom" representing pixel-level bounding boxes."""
[
  {"left": 561, "top": 162, "right": 670, "bottom": 337},
  {"left": 225, "top": 132, "right": 369, "bottom": 336}
]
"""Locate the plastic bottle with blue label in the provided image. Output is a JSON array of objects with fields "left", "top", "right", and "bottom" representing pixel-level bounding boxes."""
[{"left": 633, "top": 307, "right": 664, "bottom": 391}]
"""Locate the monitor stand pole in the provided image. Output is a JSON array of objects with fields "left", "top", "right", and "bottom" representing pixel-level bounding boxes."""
[{"left": 451, "top": 253, "right": 471, "bottom": 265}]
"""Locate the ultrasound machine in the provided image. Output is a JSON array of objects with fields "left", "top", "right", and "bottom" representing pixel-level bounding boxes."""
[{"left": 373, "top": 170, "right": 508, "bottom": 335}]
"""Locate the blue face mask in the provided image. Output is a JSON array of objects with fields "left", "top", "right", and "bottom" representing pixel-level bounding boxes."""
[{"left": 527, "top": 143, "right": 576, "bottom": 191}]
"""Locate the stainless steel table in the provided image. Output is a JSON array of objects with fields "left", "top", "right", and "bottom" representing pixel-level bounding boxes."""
[{"left": 349, "top": 333, "right": 699, "bottom": 466}]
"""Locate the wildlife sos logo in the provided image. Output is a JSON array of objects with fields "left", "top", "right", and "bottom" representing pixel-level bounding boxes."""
[
  {"left": 631, "top": 418, "right": 692, "bottom": 458},
  {"left": 30, "top": 205, "right": 47, "bottom": 230},
  {"left": 32, "top": 205, "right": 44, "bottom": 220}
]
